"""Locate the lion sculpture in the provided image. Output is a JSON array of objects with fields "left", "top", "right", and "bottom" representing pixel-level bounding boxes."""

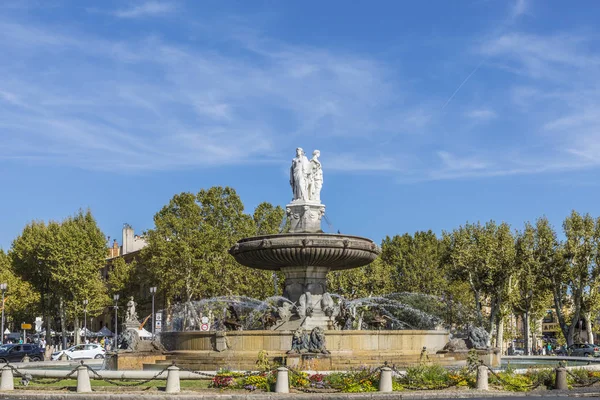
[
  {"left": 287, "top": 328, "right": 309, "bottom": 354},
  {"left": 308, "top": 327, "right": 330, "bottom": 354}
]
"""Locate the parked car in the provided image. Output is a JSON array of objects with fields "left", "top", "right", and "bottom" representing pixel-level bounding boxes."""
[
  {"left": 513, "top": 347, "right": 525, "bottom": 355},
  {"left": 51, "top": 344, "right": 106, "bottom": 361},
  {"left": 0, "top": 344, "right": 45, "bottom": 362},
  {"left": 564, "top": 343, "right": 600, "bottom": 357}
]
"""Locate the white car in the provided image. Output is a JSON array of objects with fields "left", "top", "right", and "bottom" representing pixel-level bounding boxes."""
[{"left": 52, "top": 344, "right": 106, "bottom": 360}]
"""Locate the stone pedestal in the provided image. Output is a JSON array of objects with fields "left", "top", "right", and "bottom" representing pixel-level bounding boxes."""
[
  {"left": 285, "top": 353, "right": 332, "bottom": 370},
  {"left": 286, "top": 202, "right": 325, "bottom": 233},
  {"left": 281, "top": 266, "right": 328, "bottom": 304}
]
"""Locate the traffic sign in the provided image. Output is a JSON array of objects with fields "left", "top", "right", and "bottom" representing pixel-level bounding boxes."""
[
  {"left": 21, "top": 323, "right": 32, "bottom": 330},
  {"left": 155, "top": 313, "right": 162, "bottom": 321},
  {"left": 200, "top": 323, "right": 209, "bottom": 331}
]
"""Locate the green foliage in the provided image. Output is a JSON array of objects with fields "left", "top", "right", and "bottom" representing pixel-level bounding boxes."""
[
  {"left": 404, "top": 363, "right": 452, "bottom": 389},
  {"left": 466, "top": 349, "right": 480, "bottom": 371},
  {"left": 107, "top": 257, "right": 135, "bottom": 296},
  {"left": 241, "top": 374, "right": 271, "bottom": 391},
  {"left": 255, "top": 350, "right": 271, "bottom": 372},
  {"left": 142, "top": 187, "right": 282, "bottom": 316},
  {"left": 525, "top": 368, "right": 555, "bottom": 389},
  {"left": 381, "top": 231, "right": 446, "bottom": 295},
  {"left": 289, "top": 371, "right": 309, "bottom": 388},
  {"left": 489, "top": 370, "right": 534, "bottom": 392},
  {"left": 253, "top": 202, "right": 285, "bottom": 235},
  {"left": 328, "top": 258, "right": 395, "bottom": 299},
  {"left": 442, "top": 221, "right": 516, "bottom": 338},
  {"left": 325, "top": 367, "right": 379, "bottom": 392},
  {"left": 0, "top": 250, "right": 39, "bottom": 324},
  {"left": 10, "top": 210, "right": 109, "bottom": 336}
]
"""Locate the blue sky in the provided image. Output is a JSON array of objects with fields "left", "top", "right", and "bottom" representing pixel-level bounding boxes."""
[{"left": 1, "top": 0, "right": 600, "bottom": 249}]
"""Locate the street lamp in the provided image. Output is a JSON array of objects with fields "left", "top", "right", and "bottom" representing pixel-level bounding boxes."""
[
  {"left": 0, "top": 283, "right": 7, "bottom": 344},
  {"left": 113, "top": 294, "right": 120, "bottom": 350},
  {"left": 83, "top": 299, "right": 89, "bottom": 344},
  {"left": 149, "top": 287, "right": 157, "bottom": 338}
]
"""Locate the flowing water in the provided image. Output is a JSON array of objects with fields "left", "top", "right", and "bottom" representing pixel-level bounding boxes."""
[{"left": 160, "top": 292, "right": 475, "bottom": 332}]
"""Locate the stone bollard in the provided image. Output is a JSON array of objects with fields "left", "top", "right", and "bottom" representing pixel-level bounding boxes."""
[
  {"left": 22, "top": 354, "right": 30, "bottom": 363},
  {"left": 555, "top": 367, "right": 567, "bottom": 390},
  {"left": 76, "top": 363, "right": 92, "bottom": 393},
  {"left": 0, "top": 364, "right": 14, "bottom": 391},
  {"left": 378, "top": 367, "right": 393, "bottom": 392},
  {"left": 275, "top": 367, "right": 289, "bottom": 393},
  {"left": 476, "top": 365, "right": 489, "bottom": 391},
  {"left": 166, "top": 364, "right": 181, "bottom": 393}
]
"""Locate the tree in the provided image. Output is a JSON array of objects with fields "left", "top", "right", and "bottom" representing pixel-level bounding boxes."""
[
  {"left": 443, "top": 221, "right": 516, "bottom": 345},
  {"left": 107, "top": 257, "right": 136, "bottom": 296},
  {"left": 0, "top": 250, "right": 40, "bottom": 330},
  {"left": 380, "top": 231, "right": 445, "bottom": 295},
  {"left": 512, "top": 221, "right": 553, "bottom": 354},
  {"left": 143, "top": 187, "right": 283, "bottom": 329},
  {"left": 551, "top": 211, "right": 600, "bottom": 345},
  {"left": 328, "top": 258, "right": 395, "bottom": 299},
  {"left": 11, "top": 210, "right": 108, "bottom": 346},
  {"left": 253, "top": 202, "right": 285, "bottom": 236},
  {"left": 11, "top": 220, "right": 60, "bottom": 342}
]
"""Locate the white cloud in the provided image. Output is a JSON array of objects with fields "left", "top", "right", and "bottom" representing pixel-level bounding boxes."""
[
  {"left": 0, "top": 19, "right": 419, "bottom": 172},
  {"left": 511, "top": 0, "right": 528, "bottom": 19},
  {"left": 437, "top": 151, "right": 488, "bottom": 171},
  {"left": 114, "top": 1, "right": 175, "bottom": 18},
  {"left": 465, "top": 108, "right": 497, "bottom": 121}
]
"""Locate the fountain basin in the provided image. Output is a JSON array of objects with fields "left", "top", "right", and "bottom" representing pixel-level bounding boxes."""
[
  {"left": 230, "top": 233, "right": 380, "bottom": 308},
  {"left": 157, "top": 329, "right": 450, "bottom": 370},
  {"left": 229, "top": 233, "right": 380, "bottom": 270}
]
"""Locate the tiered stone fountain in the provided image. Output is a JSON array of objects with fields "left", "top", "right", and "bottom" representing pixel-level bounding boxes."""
[
  {"left": 157, "top": 148, "right": 452, "bottom": 371},
  {"left": 230, "top": 148, "right": 380, "bottom": 331}
]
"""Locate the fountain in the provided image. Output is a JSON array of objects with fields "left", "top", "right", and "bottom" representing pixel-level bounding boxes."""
[{"left": 156, "top": 148, "right": 493, "bottom": 370}]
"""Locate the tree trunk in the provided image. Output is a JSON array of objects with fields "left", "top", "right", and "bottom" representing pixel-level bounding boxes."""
[
  {"left": 523, "top": 311, "right": 530, "bottom": 355},
  {"left": 74, "top": 315, "right": 80, "bottom": 345},
  {"left": 585, "top": 311, "right": 594, "bottom": 344},
  {"left": 59, "top": 297, "right": 67, "bottom": 350},
  {"left": 496, "top": 316, "right": 504, "bottom": 353}
]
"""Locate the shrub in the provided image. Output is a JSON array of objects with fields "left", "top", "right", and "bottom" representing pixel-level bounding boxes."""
[
  {"left": 289, "top": 371, "right": 309, "bottom": 388},
  {"left": 525, "top": 368, "right": 555, "bottom": 389},
  {"left": 403, "top": 363, "right": 451, "bottom": 389},
  {"left": 210, "top": 375, "right": 236, "bottom": 388},
  {"left": 321, "top": 367, "right": 379, "bottom": 392},
  {"left": 489, "top": 370, "right": 533, "bottom": 392},
  {"left": 242, "top": 374, "right": 270, "bottom": 391}
]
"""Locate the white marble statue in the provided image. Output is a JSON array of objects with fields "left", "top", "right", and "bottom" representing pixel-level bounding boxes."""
[
  {"left": 290, "top": 148, "right": 311, "bottom": 201},
  {"left": 125, "top": 296, "right": 139, "bottom": 323},
  {"left": 308, "top": 150, "right": 323, "bottom": 202}
]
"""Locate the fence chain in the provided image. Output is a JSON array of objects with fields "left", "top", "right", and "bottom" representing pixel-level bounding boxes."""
[
  {"left": 3, "top": 362, "right": 80, "bottom": 386},
  {"left": 175, "top": 365, "right": 217, "bottom": 378},
  {"left": 85, "top": 363, "right": 171, "bottom": 387},
  {"left": 485, "top": 363, "right": 542, "bottom": 391},
  {"left": 565, "top": 369, "right": 600, "bottom": 388}
]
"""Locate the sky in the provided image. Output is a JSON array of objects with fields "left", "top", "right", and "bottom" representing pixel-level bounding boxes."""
[{"left": 1, "top": 0, "right": 600, "bottom": 249}]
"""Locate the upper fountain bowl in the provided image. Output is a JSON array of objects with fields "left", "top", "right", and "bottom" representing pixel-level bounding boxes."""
[{"left": 229, "top": 233, "right": 381, "bottom": 271}]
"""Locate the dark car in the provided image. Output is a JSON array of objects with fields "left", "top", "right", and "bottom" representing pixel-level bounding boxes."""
[
  {"left": 0, "top": 344, "right": 45, "bottom": 362},
  {"left": 563, "top": 343, "right": 600, "bottom": 357}
]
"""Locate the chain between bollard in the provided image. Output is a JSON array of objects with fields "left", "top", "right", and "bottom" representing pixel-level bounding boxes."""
[
  {"left": 565, "top": 368, "right": 600, "bottom": 388},
  {"left": 3, "top": 362, "right": 80, "bottom": 386},
  {"left": 85, "top": 363, "right": 171, "bottom": 387},
  {"left": 484, "top": 363, "right": 542, "bottom": 391}
]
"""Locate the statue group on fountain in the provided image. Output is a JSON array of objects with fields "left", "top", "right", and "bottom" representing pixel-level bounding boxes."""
[{"left": 290, "top": 148, "right": 323, "bottom": 203}]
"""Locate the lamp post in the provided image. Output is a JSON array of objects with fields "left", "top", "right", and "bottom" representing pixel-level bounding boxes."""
[
  {"left": 0, "top": 283, "right": 7, "bottom": 344},
  {"left": 83, "top": 299, "right": 89, "bottom": 344},
  {"left": 113, "top": 294, "right": 119, "bottom": 350},
  {"left": 150, "top": 287, "right": 157, "bottom": 338}
]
